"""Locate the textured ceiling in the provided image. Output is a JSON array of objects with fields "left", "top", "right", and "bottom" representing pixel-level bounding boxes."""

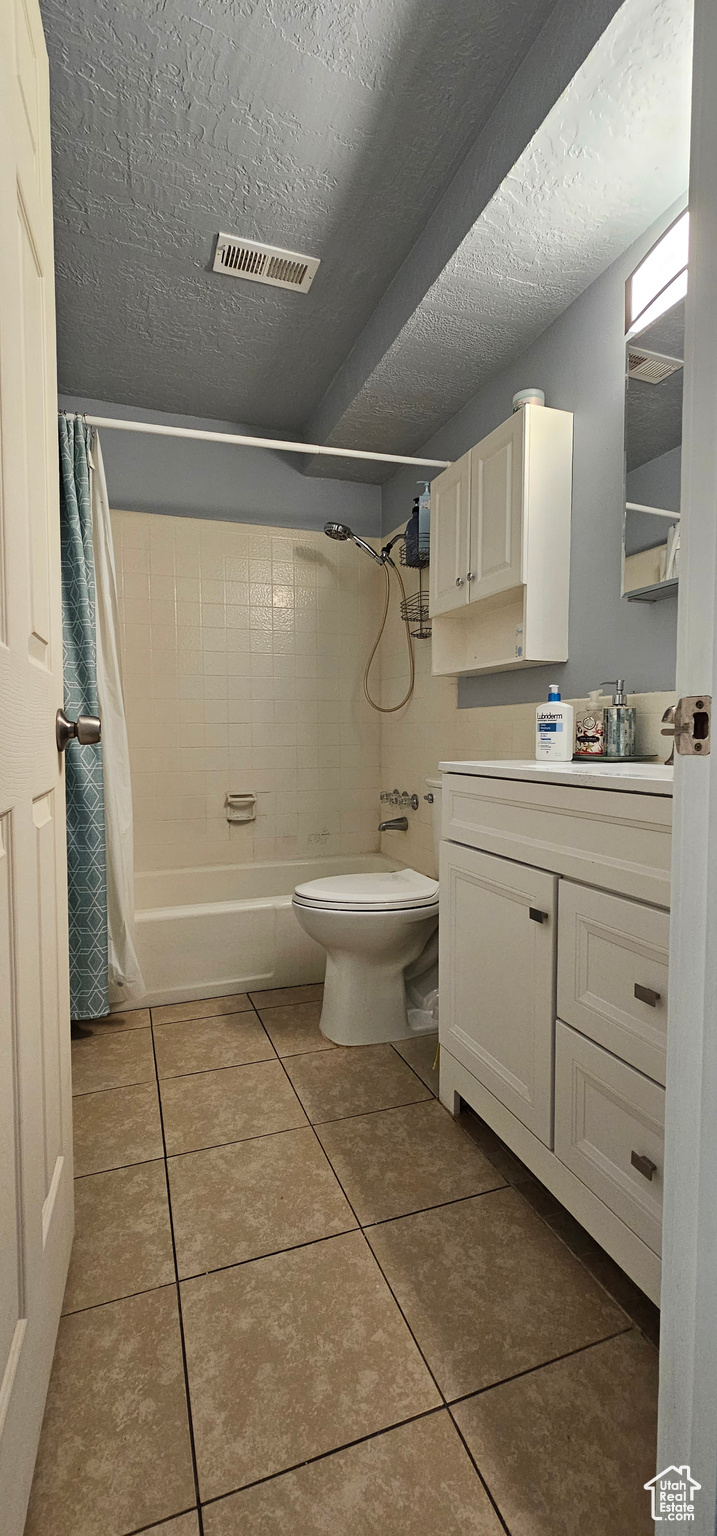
[
  {"left": 41, "top": 0, "right": 560, "bottom": 429},
  {"left": 304, "top": 0, "right": 693, "bottom": 480}
]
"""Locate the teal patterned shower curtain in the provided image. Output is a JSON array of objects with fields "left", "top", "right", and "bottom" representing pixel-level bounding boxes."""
[{"left": 59, "top": 414, "right": 109, "bottom": 1020}]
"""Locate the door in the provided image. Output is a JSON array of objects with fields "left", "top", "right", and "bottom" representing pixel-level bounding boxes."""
[
  {"left": 468, "top": 411, "right": 524, "bottom": 602},
  {"left": 0, "top": 3, "right": 74, "bottom": 1533},
  {"left": 428, "top": 450, "right": 471, "bottom": 616},
  {"left": 658, "top": 0, "right": 717, "bottom": 1520},
  {"left": 439, "top": 841, "right": 557, "bottom": 1145}
]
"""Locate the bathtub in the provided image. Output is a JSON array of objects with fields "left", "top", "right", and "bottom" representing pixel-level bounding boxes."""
[{"left": 132, "top": 854, "right": 400, "bottom": 1008}]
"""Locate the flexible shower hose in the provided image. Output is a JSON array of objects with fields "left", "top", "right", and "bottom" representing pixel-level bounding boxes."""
[{"left": 363, "top": 558, "right": 415, "bottom": 713}]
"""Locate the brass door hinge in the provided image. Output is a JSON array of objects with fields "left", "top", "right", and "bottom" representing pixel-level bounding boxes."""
[{"left": 661, "top": 696, "right": 712, "bottom": 759}]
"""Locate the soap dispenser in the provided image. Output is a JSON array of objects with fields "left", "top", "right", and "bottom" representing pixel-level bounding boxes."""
[
  {"left": 575, "top": 689, "right": 605, "bottom": 757},
  {"left": 602, "top": 680, "right": 636, "bottom": 759}
]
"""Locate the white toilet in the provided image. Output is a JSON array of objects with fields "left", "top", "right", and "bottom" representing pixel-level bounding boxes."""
[{"left": 292, "top": 779, "right": 441, "bottom": 1045}]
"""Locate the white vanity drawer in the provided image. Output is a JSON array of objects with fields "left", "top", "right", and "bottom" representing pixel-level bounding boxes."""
[
  {"left": 554, "top": 1022, "right": 665, "bottom": 1255},
  {"left": 442, "top": 772, "right": 672, "bottom": 906},
  {"left": 557, "top": 882, "right": 668, "bottom": 1085}
]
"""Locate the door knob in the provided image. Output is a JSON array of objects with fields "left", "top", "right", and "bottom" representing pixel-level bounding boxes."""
[
  {"left": 455, "top": 576, "right": 464, "bottom": 587},
  {"left": 466, "top": 571, "right": 476, "bottom": 582},
  {"left": 56, "top": 708, "right": 102, "bottom": 752}
]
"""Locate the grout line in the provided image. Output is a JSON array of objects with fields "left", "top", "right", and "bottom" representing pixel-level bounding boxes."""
[
  {"left": 123, "top": 1511, "right": 198, "bottom": 1536},
  {"left": 149, "top": 1022, "right": 206, "bottom": 1536},
  {"left": 74, "top": 1155, "right": 165, "bottom": 1179},
  {"left": 446, "top": 1325, "right": 636, "bottom": 1410},
  {"left": 198, "top": 1406, "right": 447, "bottom": 1509},
  {"left": 72, "top": 1075, "right": 156, "bottom": 1099},
  {"left": 61, "top": 1279, "right": 178, "bottom": 1318}
]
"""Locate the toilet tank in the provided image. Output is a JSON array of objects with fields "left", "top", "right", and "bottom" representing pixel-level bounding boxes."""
[{"left": 425, "top": 777, "right": 442, "bottom": 874}]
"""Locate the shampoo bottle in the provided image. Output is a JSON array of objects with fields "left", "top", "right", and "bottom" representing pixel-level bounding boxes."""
[{"left": 535, "top": 684, "right": 574, "bottom": 762}]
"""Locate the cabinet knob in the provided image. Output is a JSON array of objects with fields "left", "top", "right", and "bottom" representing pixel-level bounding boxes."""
[
  {"left": 634, "top": 983, "right": 661, "bottom": 1008},
  {"left": 529, "top": 907, "right": 548, "bottom": 924},
  {"left": 466, "top": 571, "right": 476, "bottom": 582},
  {"left": 455, "top": 576, "right": 464, "bottom": 587},
  {"left": 631, "top": 1150, "right": 657, "bottom": 1181}
]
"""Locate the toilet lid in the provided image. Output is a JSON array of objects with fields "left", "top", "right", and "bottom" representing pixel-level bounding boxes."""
[{"left": 293, "top": 867, "right": 439, "bottom": 911}]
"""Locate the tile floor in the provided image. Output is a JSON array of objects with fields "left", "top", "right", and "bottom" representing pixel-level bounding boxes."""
[{"left": 26, "top": 986, "right": 659, "bottom": 1536}]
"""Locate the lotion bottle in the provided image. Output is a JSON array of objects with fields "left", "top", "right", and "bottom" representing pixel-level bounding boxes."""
[
  {"left": 535, "top": 684, "right": 574, "bottom": 761},
  {"left": 574, "top": 689, "right": 605, "bottom": 757}
]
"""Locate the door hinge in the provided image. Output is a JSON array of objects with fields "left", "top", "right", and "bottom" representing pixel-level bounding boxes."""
[{"left": 661, "top": 696, "right": 711, "bottom": 758}]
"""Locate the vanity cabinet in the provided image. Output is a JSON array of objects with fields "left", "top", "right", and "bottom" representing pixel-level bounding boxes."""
[
  {"left": 429, "top": 405, "right": 573, "bottom": 676},
  {"left": 440, "top": 842, "right": 556, "bottom": 1145},
  {"left": 439, "top": 763, "right": 672, "bottom": 1303}
]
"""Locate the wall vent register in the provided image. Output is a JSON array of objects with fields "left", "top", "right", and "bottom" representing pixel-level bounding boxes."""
[{"left": 213, "top": 234, "right": 320, "bottom": 293}]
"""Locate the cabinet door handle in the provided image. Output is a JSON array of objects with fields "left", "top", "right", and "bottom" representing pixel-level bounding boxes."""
[
  {"left": 455, "top": 576, "right": 464, "bottom": 587},
  {"left": 631, "top": 1150, "right": 657, "bottom": 1181},
  {"left": 529, "top": 907, "right": 548, "bottom": 923},
  {"left": 466, "top": 571, "right": 476, "bottom": 582},
  {"left": 634, "top": 983, "right": 660, "bottom": 1008}
]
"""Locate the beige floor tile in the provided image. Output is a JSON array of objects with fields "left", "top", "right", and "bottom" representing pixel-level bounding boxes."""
[
  {"left": 393, "top": 1032, "right": 439, "bottom": 1094},
  {"left": 317, "top": 1100, "right": 506, "bottom": 1224},
  {"left": 181, "top": 1230, "right": 439, "bottom": 1499},
  {"left": 63, "top": 1161, "right": 175, "bottom": 1313},
  {"left": 169, "top": 1126, "right": 356, "bottom": 1277},
  {"left": 148, "top": 1516, "right": 200, "bottom": 1536},
  {"left": 249, "top": 982, "right": 324, "bottom": 1008},
  {"left": 73, "top": 1082, "right": 164, "bottom": 1176},
  {"left": 366, "top": 1188, "right": 629, "bottom": 1399},
  {"left": 152, "top": 993, "right": 253, "bottom": 1025},
  {"left": 202, "top": 1412, "right": 503, "bottom": 1535},
  {"left": 255, "top": 1001, "right": 335, "bottom": 1057},
  {"left": 160, "top": 1059, "right": 307, "bottom": 1155},
  {"left": 86, "top": 1007, "right": 152, "bottom": 1033},
  {"left": 284, "top": 1044, "right": 431, "bottom": 1124},
  {"left": 24, "top": 1288, "right": 195, "bottom": 1536},
  {"left": 71, "top": 1026, "right": 155, "bottom": 1095},
  {"left": 154, "top": 1012, "right": 274, "bottom": 1078},
  {"left": 452, "top": 1331, "right": 658, "bottom": 1536}
]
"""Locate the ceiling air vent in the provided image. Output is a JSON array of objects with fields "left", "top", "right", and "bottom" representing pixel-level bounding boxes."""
[
  {"left": 212, "top": 234, "right": 319, "bottom": 293},
  {"left": 627, "top": 347, "right": 684, "bottom": 384}
]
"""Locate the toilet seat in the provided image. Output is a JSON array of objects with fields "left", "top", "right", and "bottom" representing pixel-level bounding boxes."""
[{"left": 293, "top": 867, "right": 439, "bottom": 913}]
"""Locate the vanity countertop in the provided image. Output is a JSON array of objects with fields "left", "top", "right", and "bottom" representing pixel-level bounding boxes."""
[{"left": 437, "top": 759, "right": 674, "bottom": 795}]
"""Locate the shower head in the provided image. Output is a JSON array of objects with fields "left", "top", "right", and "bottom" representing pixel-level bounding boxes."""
[{"left": 323, "top": 522, "right": 384, "bottom": 564}]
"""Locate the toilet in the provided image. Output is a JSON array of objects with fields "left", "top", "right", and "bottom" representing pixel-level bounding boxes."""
[{"left": 292, "top": 778, "right": 442, "bottom": 1045}]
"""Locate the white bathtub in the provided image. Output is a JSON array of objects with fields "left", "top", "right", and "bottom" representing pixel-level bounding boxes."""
[{"left": 132, "top": 854, "right": 399, "bottom": 1008}]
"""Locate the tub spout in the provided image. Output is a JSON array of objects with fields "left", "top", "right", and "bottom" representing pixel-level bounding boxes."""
[{"left": 378, "top": 816, "right": 409, "bottom": 832}]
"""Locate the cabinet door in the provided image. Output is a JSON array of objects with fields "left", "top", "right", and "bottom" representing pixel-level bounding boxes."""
[
  {"left": 468, "top": 411, "right": 524, "bottom": 601},
  {"left": 429, "top": 452, "right": 471, "bottom": 616},
  {"left": 439, "top": 841, "right": 557, "bottom": 1145}
]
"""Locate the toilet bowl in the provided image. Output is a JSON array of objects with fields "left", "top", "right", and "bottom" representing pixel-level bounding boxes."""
[{"left": 291, "top": 779, "right": 442, "bottom": 1045}]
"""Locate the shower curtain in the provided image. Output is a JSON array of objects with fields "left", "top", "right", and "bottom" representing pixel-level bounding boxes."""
[{"left": 59, "top": 415, "right": 144, "bottom": 1018}]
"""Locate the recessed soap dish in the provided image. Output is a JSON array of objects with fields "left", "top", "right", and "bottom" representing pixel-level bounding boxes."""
[{"left": 226, "top": 792, "right": 256, "bottom": 823}]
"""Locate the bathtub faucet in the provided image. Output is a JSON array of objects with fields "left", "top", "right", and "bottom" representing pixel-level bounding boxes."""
[{"left": 378, "top": 816, "right": 409, "bottom": 832}]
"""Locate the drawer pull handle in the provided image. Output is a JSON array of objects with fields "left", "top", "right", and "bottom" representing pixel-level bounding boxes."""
[
  {"left": 529, "top": 908, "right": 548, "bottom": 924},
  {"left": 634, "top": 983, "right": 661, "bottom": 1008},
  {"left": 631, "top": 1150, "right": 657, "bottom": 1181}
]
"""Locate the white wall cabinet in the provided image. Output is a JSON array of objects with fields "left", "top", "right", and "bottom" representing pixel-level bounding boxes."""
[
  {"left": 429, "top": 404, "right": 573, "bottom": 675},
  {"left": 439, "top": 765, "right": 672, "bottom": 1304}
]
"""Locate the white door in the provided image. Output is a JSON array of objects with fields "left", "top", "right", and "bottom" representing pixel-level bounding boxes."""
[
  {"left": 0, "top": 3, "right": 74, "bottom": 1533},
  {"left": 468, "top": 411, "right": 524, "bottom": 602},
  {"left": 439, "top": 841, "right": 556, "bottom": 1146},
  {"left": 658, "top": 0, "right": 717, "bottom": 1522},
  {"left": 428, "top": 450, "right": 471, "bottom": 616}
]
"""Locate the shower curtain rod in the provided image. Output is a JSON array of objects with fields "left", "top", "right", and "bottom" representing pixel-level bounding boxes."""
[{"left": 82, "top": 415, "right": 452, "bottom": 470}]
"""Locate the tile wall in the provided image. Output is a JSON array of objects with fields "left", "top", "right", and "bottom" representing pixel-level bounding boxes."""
[
  {"left": 112, "top": 511, "right": 383, "bottom": 873},
  {"left": 113, "top": 509, "right": 675, "bottom": 883}
]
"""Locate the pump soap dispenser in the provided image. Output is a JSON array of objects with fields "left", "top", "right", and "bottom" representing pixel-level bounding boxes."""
[{"left": 602, "top": 680, "right": 636, "bottom": 759}]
